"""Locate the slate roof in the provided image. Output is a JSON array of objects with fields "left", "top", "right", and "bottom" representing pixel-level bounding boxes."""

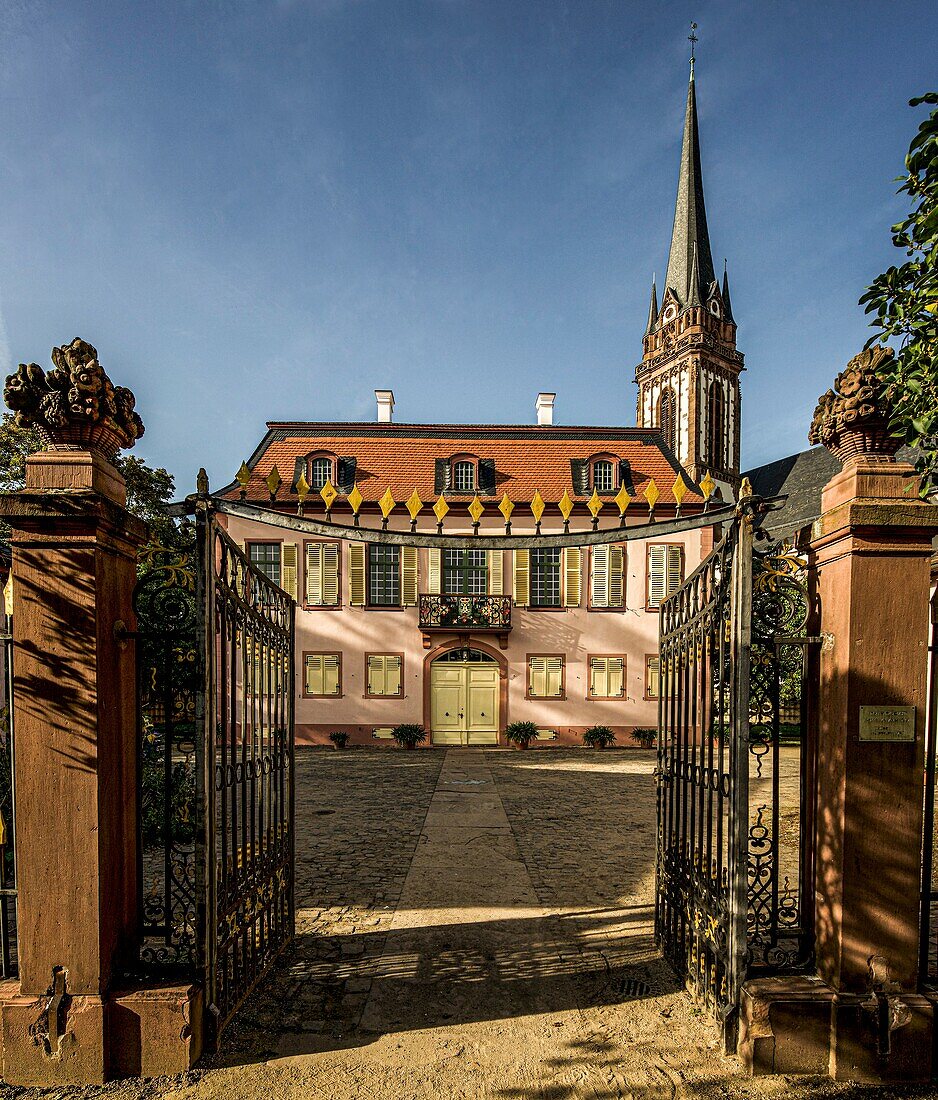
[{"left": 220, "top": 422, "right": 704, "bottom": 510}]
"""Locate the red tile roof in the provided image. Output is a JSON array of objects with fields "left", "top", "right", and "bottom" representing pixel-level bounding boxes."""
[{"left": 220, "top": 422, "right": 704, "bottom": 509}]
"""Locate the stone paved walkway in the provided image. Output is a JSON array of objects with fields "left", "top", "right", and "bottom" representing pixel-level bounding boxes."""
[{"left": 2, "top": 747, "right": 925, "bottom": 1099}]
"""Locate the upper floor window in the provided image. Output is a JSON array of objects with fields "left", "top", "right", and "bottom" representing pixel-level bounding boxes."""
[
  {"left": 369, "top": 544, "right": 401, "bottom": 607},
  {"left": 443, "top": 548, "right": 487, "bottom": 595},
  {"left": 452, "top": 460, "right": 476, "bottom": 492},
  {"left": 657, "top": 389, "right": 677, "bottom": 453},
  {"left": 593, "top": 460, "right": 615, "bottom": 493},
  {"left": 248, "top": 542, "right": 281, "bottom": 587},
  {"left": 530, "top": 548, "right": 562, "bottom": 608},
  {"left": 309, "top": 456, "right": 334, "bottom": 490},
  {"left": 646, "top": 544, "right": 684, "bottom": 610}
]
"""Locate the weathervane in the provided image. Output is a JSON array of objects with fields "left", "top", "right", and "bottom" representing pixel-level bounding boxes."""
[{"left": 689, "top": 22, "right": 698, "bottom": 77}]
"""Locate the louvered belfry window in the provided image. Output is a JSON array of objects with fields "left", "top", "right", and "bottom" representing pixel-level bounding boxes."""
[
  {"left": 658, "top": 389, "right": 677, "bottom": 453},
  {"left": 646, "top": 544, "right": 684, "bottom": 609},
  {"left": 708, "top": 381, "right": 726, "bottom": 470}
]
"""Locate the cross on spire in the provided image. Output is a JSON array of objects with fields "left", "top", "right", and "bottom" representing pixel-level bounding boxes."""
[{"left": 688, "top": 22, "right": 698, "bottom": 78}]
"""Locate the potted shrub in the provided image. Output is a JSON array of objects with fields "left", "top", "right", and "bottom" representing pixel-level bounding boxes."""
[
  {"left": 506, "top": 720, "right": 539, "bottom": 750},
  {"left": 328, "top": 731, "right": 349, "bottom": 750},
  {"left": 583, "top": 725, "right": 616, "bottom": 750},
  {"left": 632, "top": 727, "right": 657, "bottom": 749},
  {"left": 391, "top": 723, "right": 426, "bottom": 750}
]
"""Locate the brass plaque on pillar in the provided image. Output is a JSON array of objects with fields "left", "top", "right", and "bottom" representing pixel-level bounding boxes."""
[{"left": 858, "top": 705, "right": 916, "bottom": 742}]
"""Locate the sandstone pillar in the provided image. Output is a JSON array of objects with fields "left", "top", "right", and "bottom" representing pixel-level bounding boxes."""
[
  {"left": 739, "top": 347, "right": 938, "bottom": 1081},
  {"left": 0, "top": 340, "right": 201, "bottom": 1084}
]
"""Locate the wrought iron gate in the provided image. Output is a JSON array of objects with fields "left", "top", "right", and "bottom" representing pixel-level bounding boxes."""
[
  {"left": 655, "top": 500, "right": 816, "bottom": 1050},
  {"left": 134, "top": 503, "right": 295, "bottom": 1046}
]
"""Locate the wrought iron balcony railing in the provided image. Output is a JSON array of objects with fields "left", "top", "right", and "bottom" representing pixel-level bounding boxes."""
[{"left": 418, "top": 593, "right": 512, "bottom": 633}]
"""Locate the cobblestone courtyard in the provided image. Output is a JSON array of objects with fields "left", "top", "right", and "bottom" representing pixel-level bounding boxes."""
[{"left": 3, "top": 747, "right": 929, "bottom": 1099}]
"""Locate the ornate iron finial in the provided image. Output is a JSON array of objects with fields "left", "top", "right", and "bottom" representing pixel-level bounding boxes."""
[
  {"left": 3, "top": 338, "right": 144, "bottom": 459},
  {"left": 689, "top": 22, "right": 698, "bottom": 76},
  {"left": 808, "top": 346, "right": 900, "bottom": 465}
]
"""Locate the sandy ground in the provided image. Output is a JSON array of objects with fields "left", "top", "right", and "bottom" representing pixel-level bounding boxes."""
[{"left": 1, "top": 748, "right": 934, "bottom": 1100}]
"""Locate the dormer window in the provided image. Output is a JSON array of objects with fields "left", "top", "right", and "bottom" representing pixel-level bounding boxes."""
[
  {"left": 452, "top": 460, "right": 476, "bottom": 493},
  {"left": 592, "top": 460, "right": 615, "bottom": 493},
  {"left": 309, "top": 456, "right": 335, "bottom": 490}
]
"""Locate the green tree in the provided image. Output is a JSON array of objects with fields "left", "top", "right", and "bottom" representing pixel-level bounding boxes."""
[
  {"left": 0, "top": 412, "right": 177, "bottom": 542},
  {"left": 861, "top": 93, "right": 938, "bottom": 496}
]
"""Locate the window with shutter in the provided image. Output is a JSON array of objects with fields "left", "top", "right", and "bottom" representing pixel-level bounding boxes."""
[
  {"left": 348, "top": 544, "right": 366, "bottom": 606},
  {"left": 309, "top": 456, "right": 333, "bottom": 490},
  {"left": 592, "top": 460, "right": 615, "bottom": 492},
  {"left": 591, "top": 546, "right": 609, "bottom": 607},
  {"left": 304, "top": 653, "right": 341, "bottom": 696},
  {"left": 608, "top": 546, "right": 624, "bottom": 608},
  {"left": 248, "top": 542, "right": 281, "bottom": 587},
  {"left": 401, "top": 547, "right": 418, "bottom": 605},
  {"left": 645, "top": 655, "right": 660, "bottom": 699},
  {"left": 527, "top": 655, "right": 564, "bottom": 698},
  {"left": 452, "top": 461, "right": 475, "bottom": 492},
  {"left": 589, "top": 656, "right": 625, "bottom": 698},
  {"left": 281, "top": 543, "right": 298, "bottom": 601},
  {"left": 488, "top": 549, "right": 503, "bottom": 595},
  {"left": 564, "top": 548, "right": 581, "bottom": 607},
  {"left": 366, "top": 654, "right": 403, "bottom": 697},
  {"left": 647, "top": 544, "right": 684, "bottom": 609},
  {"left": 530, "top": 548, "right": 562, "bottom": 607},
  {"left": 428, "top": 548, "right": 441, "bottom": 595},
  {"left": 513, "top": 549, "right": 530, "bottom": 606},
  {"left": 305, "top": 542, "right": 340, "bottom": 606},
  {"left": 369, "top": 544, "right": 401, "bottom": 606}
]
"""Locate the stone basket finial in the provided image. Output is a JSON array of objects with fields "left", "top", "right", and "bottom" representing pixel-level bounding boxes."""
[
  {"left": 3, "top": 338, "right": 144, "bottom": 459},
  {"left": 808, "top": 345, "right": 900, "bottom": 465}
]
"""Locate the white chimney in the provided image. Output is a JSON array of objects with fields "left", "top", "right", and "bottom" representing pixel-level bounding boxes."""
[
  {"left": 536, "top": 392, "right": 556, "bottom": 426},
  {"left": 375, "top": 389, "right": 395, "bottom": 423}
]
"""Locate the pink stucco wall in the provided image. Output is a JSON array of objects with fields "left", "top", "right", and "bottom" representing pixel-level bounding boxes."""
[{"left": 224, "top": 512, "right": 714, "bottom": 748}]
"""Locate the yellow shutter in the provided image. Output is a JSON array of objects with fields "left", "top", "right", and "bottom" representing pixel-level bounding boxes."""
[
  {"left": 591, "top": 546, "right": 609, "bottom": 607},
  {"left": 323, "top": 653, "right": 340, "bottom": 695},
  {"left": 513, "top": 549, "right": 530, "bottom": 606},
  {"left": 589, "top": 656, "right": 604, "bottom": 696},
  {"left": 528, "top": 656, "right": 546, "bottom": 697},
  {"left": 402, "top": 547, "right": 418, "bottom": 606},
  {"left": 646, "top": 656, "right": 660, "bottom": 698},
  {"left": 609, "top": 545, "right": 624, "bottom": 608},
  {"left": 648, "top": 545, "right": 667, "bottom": 608},
  {"left": 306, "top": 543, "right": 322, "bottom": 604},
  {"left": 280, "top": 543, "right": 298, "bottom": 601},
  {"left": 305, "top": 654, "right": 322, "bottom": 694},
  {"left": 428, "top": 549, "right": 441, "bottom": 595},
  {"left": 488, "top": 549, "right": 503, "bottom": 595},
  {"left": 349, "top": 543, "right": 366, "bottom": 606},
  {"left": 590, "top": 656, "right": 623, "bottom": 697},
  {"left": 666, "top": 545, "right": 684, "bottom": 596},
  {"left": 322, "top": 543, "right": 340, "bottom": 605},
  {"left": 564, "top": 548, "right": 581, "bottom": 607},
  {"left": 546, "top": 656, "right": 564, "bottom": 697},
  {"left": 368, "top": 654, "right": 402, "bottom": 696}
]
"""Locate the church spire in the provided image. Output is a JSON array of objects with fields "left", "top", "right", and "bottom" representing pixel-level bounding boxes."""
[
  {"left": 645, "top": 277, "right": 658, "bottom": 334},
  {"left": 722, "top": 260, "right": 735, "bottom": 323},
  {"left": 663, "top": 61, "right": 716, "bottom": 306}
]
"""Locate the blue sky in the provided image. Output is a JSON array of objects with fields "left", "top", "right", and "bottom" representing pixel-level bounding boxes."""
[{"left": 0, "top": 1, "right": 935, "bottom": 492}]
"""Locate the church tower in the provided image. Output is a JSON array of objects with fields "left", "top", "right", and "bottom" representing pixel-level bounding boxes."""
[{"left": 635, "top": 58, "right": 744, "bottom": 491}]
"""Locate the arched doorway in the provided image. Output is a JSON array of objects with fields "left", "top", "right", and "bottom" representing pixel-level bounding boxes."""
[{"left": 425, "top": 643, "right": 505, "bottom": 746}]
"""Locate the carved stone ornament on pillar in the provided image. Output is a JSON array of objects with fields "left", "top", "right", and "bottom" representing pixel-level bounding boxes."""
[{"left": 3, "top": 337, "right": 144, "bottom": 457}]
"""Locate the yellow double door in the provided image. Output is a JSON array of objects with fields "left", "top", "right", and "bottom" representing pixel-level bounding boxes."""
[{"left": 429, "top": 663, "right": 499, "bottom": 746}]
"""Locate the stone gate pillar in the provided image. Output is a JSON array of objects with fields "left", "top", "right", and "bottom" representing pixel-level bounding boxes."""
[
  {"left": 0, "top": 340, "right": 200, "bottom": 1084},
  {"left": 739, "top": 347, "right": 938, "bottom": 1082}
]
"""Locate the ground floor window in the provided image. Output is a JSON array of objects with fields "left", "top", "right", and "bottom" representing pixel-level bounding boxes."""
[
  {"left": 366, "top": 654, "right": 403, "bottom": 696},
  {"left": 588, "top": 655, "right": 625, "bottom": 698},
  {"left": 527, "top": 654, "right": 564, "bottom": 698},
  {"left": 645, "top": 655, "right": 660, "bottom": 699},
  {"left": 305, "top": 652, "right": 341, "bottom": 697}
]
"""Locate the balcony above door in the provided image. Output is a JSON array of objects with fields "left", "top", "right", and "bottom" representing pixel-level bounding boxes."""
[{"left": 418, "top": 593, "right": 512, "bottom": 649}]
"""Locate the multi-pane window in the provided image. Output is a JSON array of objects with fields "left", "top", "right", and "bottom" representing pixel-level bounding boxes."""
[
  {"left": 645, "top": 655, "right": 660, "bottom": 699},
  {"left": 589, "top": 656, "right": 625, "bottom": 698},
  {"left": 530, "top": 548, "right": 562, "bottom": 607},
  {"left": 646, "top": 544, "right": 684, "bottom": 609},
  {"left": 366, "top": 654, "right": 403, "bottom": 697},
  {"left": 452, "top": 460, "right": 475, "bottom": 492},
  {"left": 305, "top": 653, "right": 341, "bottom": 696},
  {"left": 309, "top": 456, "right": 333, "bottom": 490},
  {"left": 443, "top": 549, "right": 488, "bottom": 595},
  {"left": 528, "top": 655, "right": 564, "bottom": 698},
  {"left": 248, "top": 542, "right": 281, "bottom": 587},
  {"left": 369, "top": 544, "right": 401, "bottom": 606},
  {"left": 593, "top": 460, "right": 615, "bottom": 492}
]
